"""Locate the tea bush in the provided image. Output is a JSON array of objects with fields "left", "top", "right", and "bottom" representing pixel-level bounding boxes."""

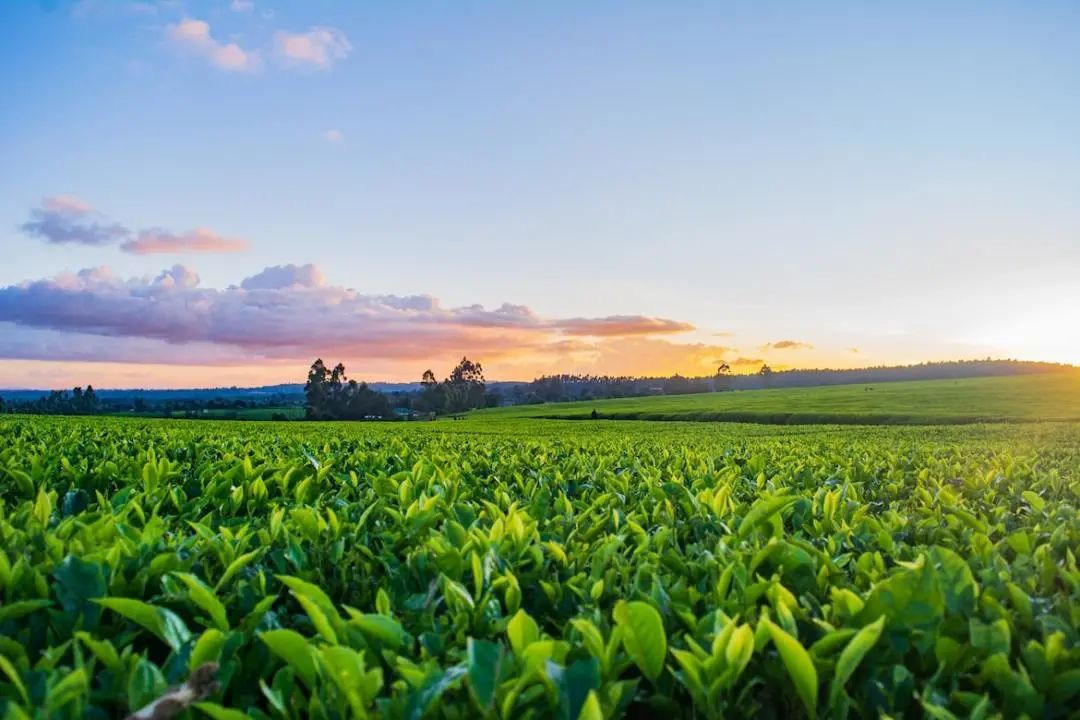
[{"left": 0, "top": 417, "right": 1077, "bottom": 718}]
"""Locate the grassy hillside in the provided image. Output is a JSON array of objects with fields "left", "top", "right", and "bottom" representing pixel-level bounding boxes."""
[{"left": 477, "top": 371, "right": 1080, "bottom": 424}]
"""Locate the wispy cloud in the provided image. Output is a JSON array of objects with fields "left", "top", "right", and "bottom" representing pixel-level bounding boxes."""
[
  {"left": 19, "top": 196, "right": 129, "bottom": 246},
  {"left": 556, "top": 316, "right": 694, "bottom": 337},
  {"left": 760, "top": 339, "right": 814, "bottom": 351},
  {"left": 166, "top": 18, "right": 262, "bottom": 73},
  {"left": 323, "top": 129, "right": 344, "bottom": 143},
  {"left": 274, "top": 26, "right": 352, "bottom": 69},
  {"left": 20, "top": 197, "right": 251, "bottom": 255},
  {"left": 230, "top": 0, "right": 254, "bottom": 12},
  {"left": 121, "top": 228, "right": 249, "bottom": 255}
]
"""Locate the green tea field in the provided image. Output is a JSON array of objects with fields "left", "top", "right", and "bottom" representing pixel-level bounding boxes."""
[
  {"left": 0, "top": 407, "right": 1078, "bottom": 719},
  {"left": 483, "top": 372, "right": 1080, "bottom": 424}
]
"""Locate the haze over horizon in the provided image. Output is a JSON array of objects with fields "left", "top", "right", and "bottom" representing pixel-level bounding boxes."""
[{"left": 2, "top": 1, "right": 1078, "bottom": 389}]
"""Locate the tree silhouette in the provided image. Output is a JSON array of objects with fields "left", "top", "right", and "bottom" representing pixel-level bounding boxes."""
[
  {"left": 304, "top": 359, "right": 392, "bottom": 420},
  {"left": 714, "top": 363, "right": 734, "bottom": 391},
  {"left": 416, "top": 369, "right": 445, "bottom": 413},
  {"left": 305, "top": 359, "right": 331, "bottom": 419},
  {"left": 444, "top": 357, "right": 486, "bottom": 413}
]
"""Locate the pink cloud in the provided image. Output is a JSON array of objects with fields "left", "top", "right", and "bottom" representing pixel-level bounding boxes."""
[
  {"left": 121, "top": 228, "right": 249, "bottom": 255},
  {"left": 20, "top": 196, "right": 255, "bottom": 255},
  {"left": 274, "top": 27, "right": 351, "bottom": 69},
  {"left": 166, "top": 19, "right": 261, "bottom": 73},
  {"left": 43, "top": 196, "right": 93, "bottom": 213},
  {"left": 557, "top": 315, "right": 694, "bottom": 337}
]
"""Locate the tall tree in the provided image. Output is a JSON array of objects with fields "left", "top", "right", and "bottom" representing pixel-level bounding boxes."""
[
  {"left": 416, "top": 369, "right": 444, "bottom": 413},
  {"left": 444, "top": 357, "right": 486, "bottom": 412},
  {"left": 84, "top": 385, "right": 98, "bottom": 414},
  {"left": 305, "top": 359, "right": 392, "bottom": 420},
  {"left": 305, "top": 359, "right": 331, "bottom": 419}
]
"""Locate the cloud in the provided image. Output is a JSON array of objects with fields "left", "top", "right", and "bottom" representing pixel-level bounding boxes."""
[
  {"left": 121, "top": 228, "right": 249, "bottom": 255},
  {"left": 19, "top": 197, "right": 251, "bottom": 255},
  {"left": 0, "top": 265, "right": 705, "bottom": 372},
  {"left": 556, "top": 315, "right": 694, "bottom": 337},
  {"left": 729, "top": 356, "right": 765, "bottom": 367},
  {"left": 230, "top": 0, "right": 253, "bottom": 11},
  {"left": 166, "top": 19, "right": 261, "bottom": 72},
  {"left": 849, "top": 347, "right": 860, "bottom": 353},
  {"left": 760, "top": 339, "right": 814, "bottom": 351},
  {"left": 151, "top": 264, "right": 201, "bottom": 289},
  {"left": 323, "top": 129, "right": 343, "bottom": 143},
  {"left": 239, "top": 264, "right": 325, "bottom": 290},
  {"left": 19, "top": 196, "right": 130, "bottom": 246},
  {"left": 274, "top": 27, "right": 352, "bottom": 69}
]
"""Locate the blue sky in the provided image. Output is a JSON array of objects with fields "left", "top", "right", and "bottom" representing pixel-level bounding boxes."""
[{"left": 1, "top": 1, "right": 1078, "bottom": 386}]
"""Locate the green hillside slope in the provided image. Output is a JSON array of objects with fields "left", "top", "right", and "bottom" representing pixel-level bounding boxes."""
[{"left": 477, "top": 371, "right": 1080, "bottom": 424}]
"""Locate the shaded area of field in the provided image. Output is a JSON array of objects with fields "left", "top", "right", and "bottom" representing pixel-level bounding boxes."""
[{"left": 477, "top": 371, "right": 1080, "bottom": 424}]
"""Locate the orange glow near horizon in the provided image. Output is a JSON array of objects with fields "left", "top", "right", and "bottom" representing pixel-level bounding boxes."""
[{"left": 1, "top": 343, "right": 1068, "bottom": 391}]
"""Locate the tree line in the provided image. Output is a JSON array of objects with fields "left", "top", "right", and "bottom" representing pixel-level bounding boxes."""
[
  {"left": 304, "top": 356, "right": 496, "bottom": 420},
  {"left": 0, "top": 386, "right": 101, "bottom": 415},
  {"left": 498, "top": 359, "right": 1069, "bottom": 404},
  {"left": 1, "top": 358, "right": 1067, "bottom": 419}
]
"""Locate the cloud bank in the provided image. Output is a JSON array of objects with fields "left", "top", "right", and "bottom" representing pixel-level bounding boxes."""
[{"left": 0, "top": 264, "right": 703, "bottom": 373}]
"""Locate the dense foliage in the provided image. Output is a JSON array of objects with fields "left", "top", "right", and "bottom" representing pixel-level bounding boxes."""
[
  {"left": 305, "top": 360, "right": 393, "bottom": 421},
  {"left": 0, "top": 386, "right": 101, "bottom": 416},
  {"left": 304, "top": 358, "right": 492, "bottom": 420},
  {"left": 413, "top": 358, "right": 493, "bottom": 415},
  {"left": 0, "top": 417, "right": 1077, "bottom": 719}
]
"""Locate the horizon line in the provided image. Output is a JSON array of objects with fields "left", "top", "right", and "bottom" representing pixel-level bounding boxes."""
[{"left": 0, "top": 358, "right": 1074, "bottom": 394}]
